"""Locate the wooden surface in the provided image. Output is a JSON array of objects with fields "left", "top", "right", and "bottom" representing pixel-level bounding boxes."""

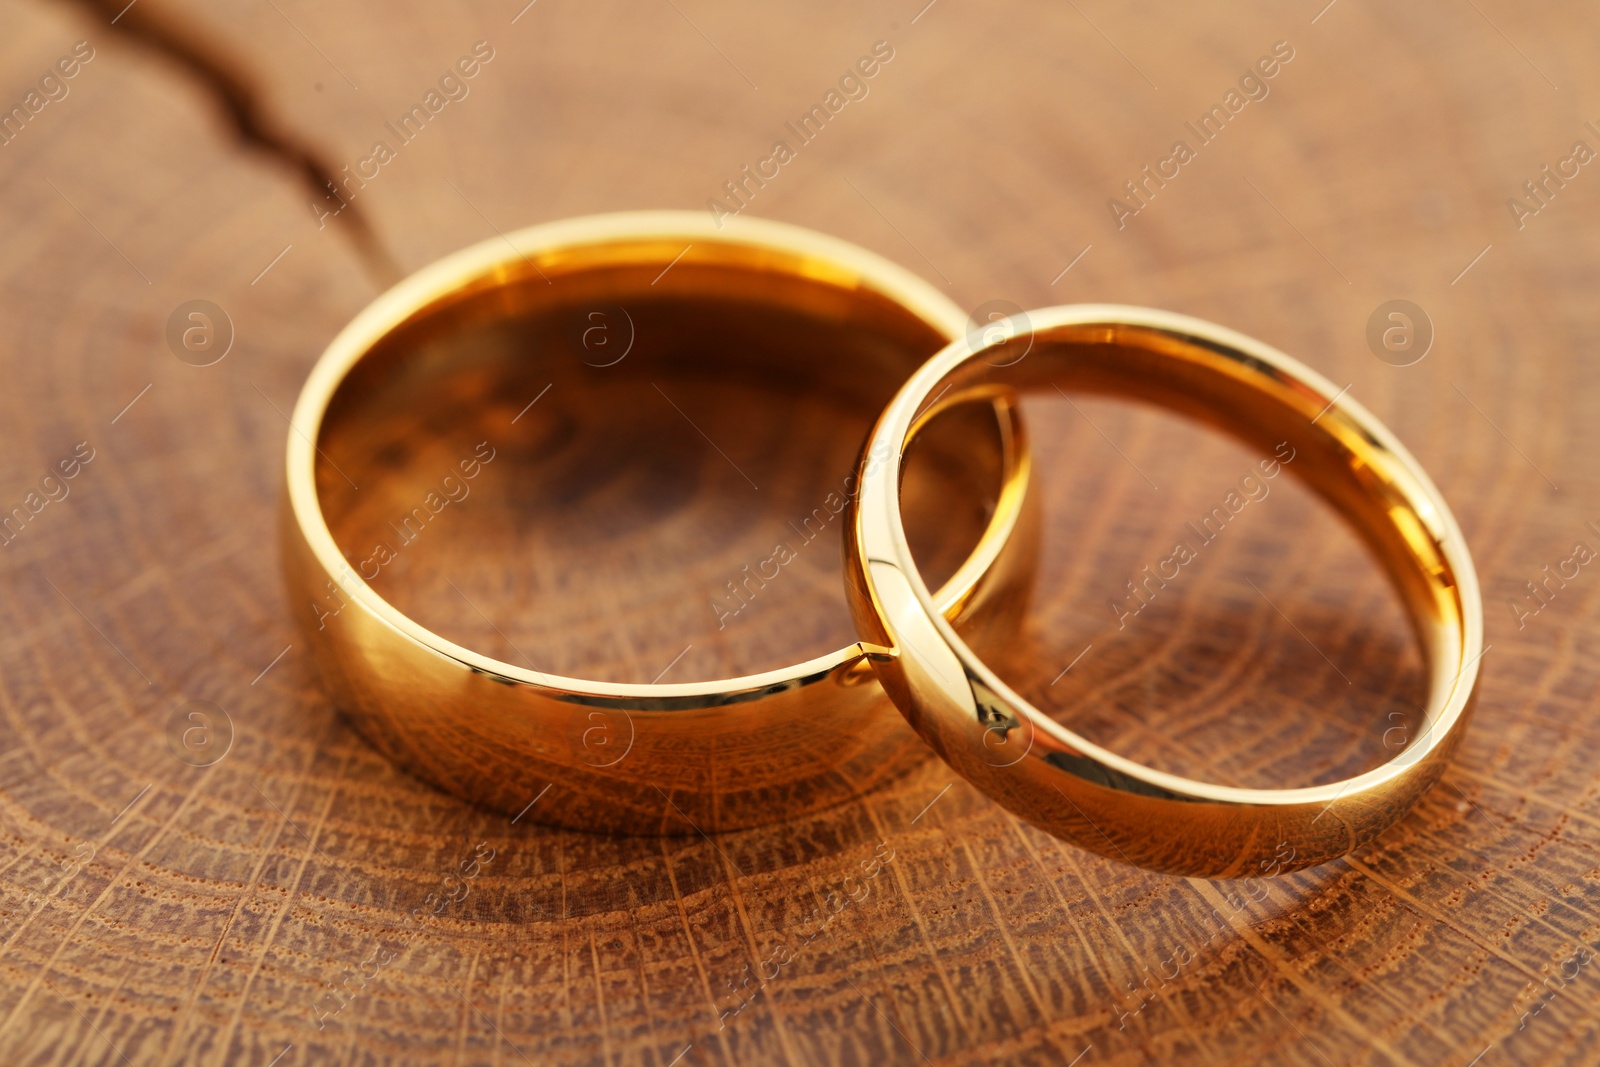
[{"left": 1, "top": 0, "right": 1597, "bottom": 1063}]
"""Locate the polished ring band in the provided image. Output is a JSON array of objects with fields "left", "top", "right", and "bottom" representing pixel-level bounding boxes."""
[
  {"left": 845, "top": 305, "right": 1483, "bottom": 877},
  {"left": 281, "top": 211, "right": 1035, "bottom": 834}
]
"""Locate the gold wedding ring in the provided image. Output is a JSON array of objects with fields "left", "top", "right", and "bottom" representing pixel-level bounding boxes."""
[
  {"left": 845, "top": 305, "right": 1483, "bottom": 877},
  {"left": 281, "top": 212, "right": 1034, "bottom": 833}
]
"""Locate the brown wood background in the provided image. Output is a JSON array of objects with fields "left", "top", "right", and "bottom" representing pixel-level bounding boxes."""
[{"left": 1, "top": 0, "right": 1597, "bottom": 1063}]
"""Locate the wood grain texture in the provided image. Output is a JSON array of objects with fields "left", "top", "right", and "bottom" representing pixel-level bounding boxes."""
[{"left": 2, "top": 0, "right": 1598, "bottom": 1064}]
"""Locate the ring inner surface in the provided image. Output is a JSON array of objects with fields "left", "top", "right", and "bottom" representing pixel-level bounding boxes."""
[
  {"left": 915, "top": 323, "right": 1461, "bottom": 790},
  {"left": 314, "top": 242, "right": 1005, "bottom": 686}
]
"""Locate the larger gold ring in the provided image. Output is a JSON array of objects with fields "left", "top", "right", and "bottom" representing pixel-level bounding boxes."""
[
  {"left": 281, "top": 212, "right": 1034, "bottom": 834},
  {"left": 845, "top": 305, "right": 1483, "bottom": 877}
]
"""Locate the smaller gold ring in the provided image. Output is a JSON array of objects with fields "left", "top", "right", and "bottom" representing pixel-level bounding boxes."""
[{"left": 845, "top": 305, "right": 1483, "bottom": 877}]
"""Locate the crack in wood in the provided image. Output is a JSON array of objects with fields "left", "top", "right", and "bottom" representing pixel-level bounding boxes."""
[{"left": 54, "top": 0, "right": 402, "bottom": 287}]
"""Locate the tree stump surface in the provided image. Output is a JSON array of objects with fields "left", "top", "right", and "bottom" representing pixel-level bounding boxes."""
[{"left": 1, "top": 0, "right": 1597, "bottom": 1063}]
